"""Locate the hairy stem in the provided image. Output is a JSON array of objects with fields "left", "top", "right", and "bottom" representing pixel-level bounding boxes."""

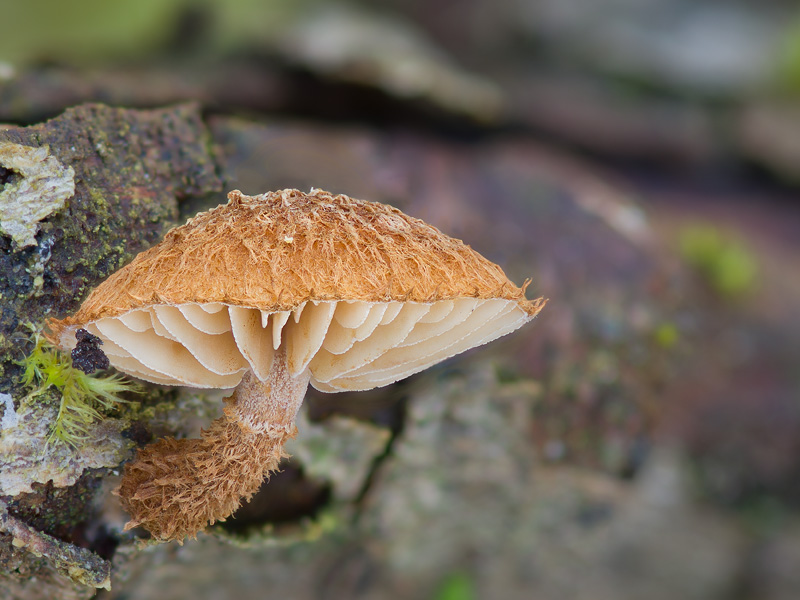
[{"left": 116, "top": 349, "right": 309, "bottom": 542}]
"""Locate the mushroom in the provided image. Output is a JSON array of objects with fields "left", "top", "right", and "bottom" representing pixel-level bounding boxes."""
[{"left": 47, "top": 189, "right": 545, "bottom": 542}]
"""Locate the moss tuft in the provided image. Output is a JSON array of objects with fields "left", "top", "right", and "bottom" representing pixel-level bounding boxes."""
[
  {"left": 679, "top": 225, "right": 758, "bottom": 297},
  {"left": 18, "top": 330, "right": 136, "bottom": 446}
]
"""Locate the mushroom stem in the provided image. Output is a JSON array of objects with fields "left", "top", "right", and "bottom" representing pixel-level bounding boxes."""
[{"left": 116, "top": 347, "right": 309, "bottom": 542}]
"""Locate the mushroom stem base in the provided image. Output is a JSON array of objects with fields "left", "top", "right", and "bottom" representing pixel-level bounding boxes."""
[{"left": 116, "top": 356, "right": 309, "bottom": 542}]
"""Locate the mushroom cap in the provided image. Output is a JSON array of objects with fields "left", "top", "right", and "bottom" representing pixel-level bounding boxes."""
[{"left": 49, "top": 189, "right": 545, "bottom": 391}]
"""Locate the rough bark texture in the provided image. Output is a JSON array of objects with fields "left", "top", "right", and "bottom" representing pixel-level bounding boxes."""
[
  {"left": 0, "top": 103, "right": 222, "bottom": 596},
  {"left": 0, "top": 102, "right": 222, "bottom": 385}
]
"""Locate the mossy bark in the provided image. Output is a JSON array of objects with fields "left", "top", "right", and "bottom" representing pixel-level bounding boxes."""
[
  {"left": 0, "top": 102, "right": 221, "bottom": 387},
  {"left": 0, "top": 103, "right": 222, "bottom": 597}
]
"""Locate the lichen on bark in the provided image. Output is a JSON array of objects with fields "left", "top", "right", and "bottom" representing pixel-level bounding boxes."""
[
  {"left": 0, "top": 142, "right": 75, "bottom": 249},
  {"left": 0, "top": 102, "right": 223, "bottom": 596},
  {"left": 0, "top": 102, "right": 222, "bottom": 386},
  {"left": 0, "top": 388, "right": 132, "bottom": 497},
  {"left": 0, "top": 500, "right": 111, "bottom": 590}
]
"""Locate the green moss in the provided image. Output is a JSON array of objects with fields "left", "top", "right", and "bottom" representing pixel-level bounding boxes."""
[
  {"left": 775, "top": 18, "right": 800, "bottom": 94},
  {"left": 434, "top": 572, "right": 477, "bottom": 600},
  {"left": 679, "top": 225, "right": 758, "bottom": 297},
  {"left": 18, "top": 331, "right": 137, "bottom": 447},
  {"left": 213, "top": 508, "right": 343, "bottom": 550},
  {"left": 1, "top": 103, "right": 220, "bottom": 392},
  {"left": 653, "top": 322, "right": 679, "bottom": 349}
]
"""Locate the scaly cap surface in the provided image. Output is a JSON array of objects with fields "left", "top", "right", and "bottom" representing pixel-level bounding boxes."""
[
  {"left": 48, "top": 189, "right": 545, "bottom": 391},
  {"left": 52, "top": 189, "right": 539, "bottom": 325}
]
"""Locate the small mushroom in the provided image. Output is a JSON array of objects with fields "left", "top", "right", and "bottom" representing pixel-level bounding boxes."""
[{"left": 48, "top": 189, "right": 545, "bottom": 541}]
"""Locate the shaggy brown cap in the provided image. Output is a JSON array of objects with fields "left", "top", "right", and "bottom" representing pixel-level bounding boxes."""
[
  {"left": 48, "top": 189, "right": 545, "bottom": 392},
  {"left": 50, "top": 188, "right": 542, "bottom": 330}
]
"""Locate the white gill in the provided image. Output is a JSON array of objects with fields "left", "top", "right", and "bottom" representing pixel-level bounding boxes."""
[{"left": 73, "top": 298, "right": 529, "bottom": 391}]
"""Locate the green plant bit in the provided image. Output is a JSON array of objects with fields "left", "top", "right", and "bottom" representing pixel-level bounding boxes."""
[
  {"left": 679, "top": 225, "right": 758, "bottom": 297},
  {"left": 19, "top": 332, "right": 135, "bottom": 446}
]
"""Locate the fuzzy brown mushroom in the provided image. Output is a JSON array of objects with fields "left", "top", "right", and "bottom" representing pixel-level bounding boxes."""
[{"left": 48, "top": 188, "right": 545, "bottom": 542}]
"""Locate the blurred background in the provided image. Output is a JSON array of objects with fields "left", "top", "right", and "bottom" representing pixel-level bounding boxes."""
[{"left": 1, "top": 1, "right": 799, "bottom": 599}]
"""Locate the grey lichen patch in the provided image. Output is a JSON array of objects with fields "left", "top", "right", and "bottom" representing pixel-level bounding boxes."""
[
  {"left": 361, "top": 363, "right": 540, "bottom": 575},
  {"left": 0, "top": 501, "right": 111, "bottom": 590},
  {"left": 0, "top": 390, "right": 133, "bottom": 496},
  {"left": 0, "top": 553, "right": 96, "bottom": 600},
  {"left": 0, "top": 142, "right": 75, "bottom": 249},
  {"left": 287, "top": 411, "right": 392, "bottom": 503},
  {"left": 0, "top": 392, "right": 18, "bottom": 429}
]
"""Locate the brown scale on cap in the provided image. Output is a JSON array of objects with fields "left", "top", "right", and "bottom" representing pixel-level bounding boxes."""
[
  {"left": 50, "top": 188, "right": 540, "bottom": 324},
  {"left": 47, "top": 189, "right": 545, "bottom": 542}
]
